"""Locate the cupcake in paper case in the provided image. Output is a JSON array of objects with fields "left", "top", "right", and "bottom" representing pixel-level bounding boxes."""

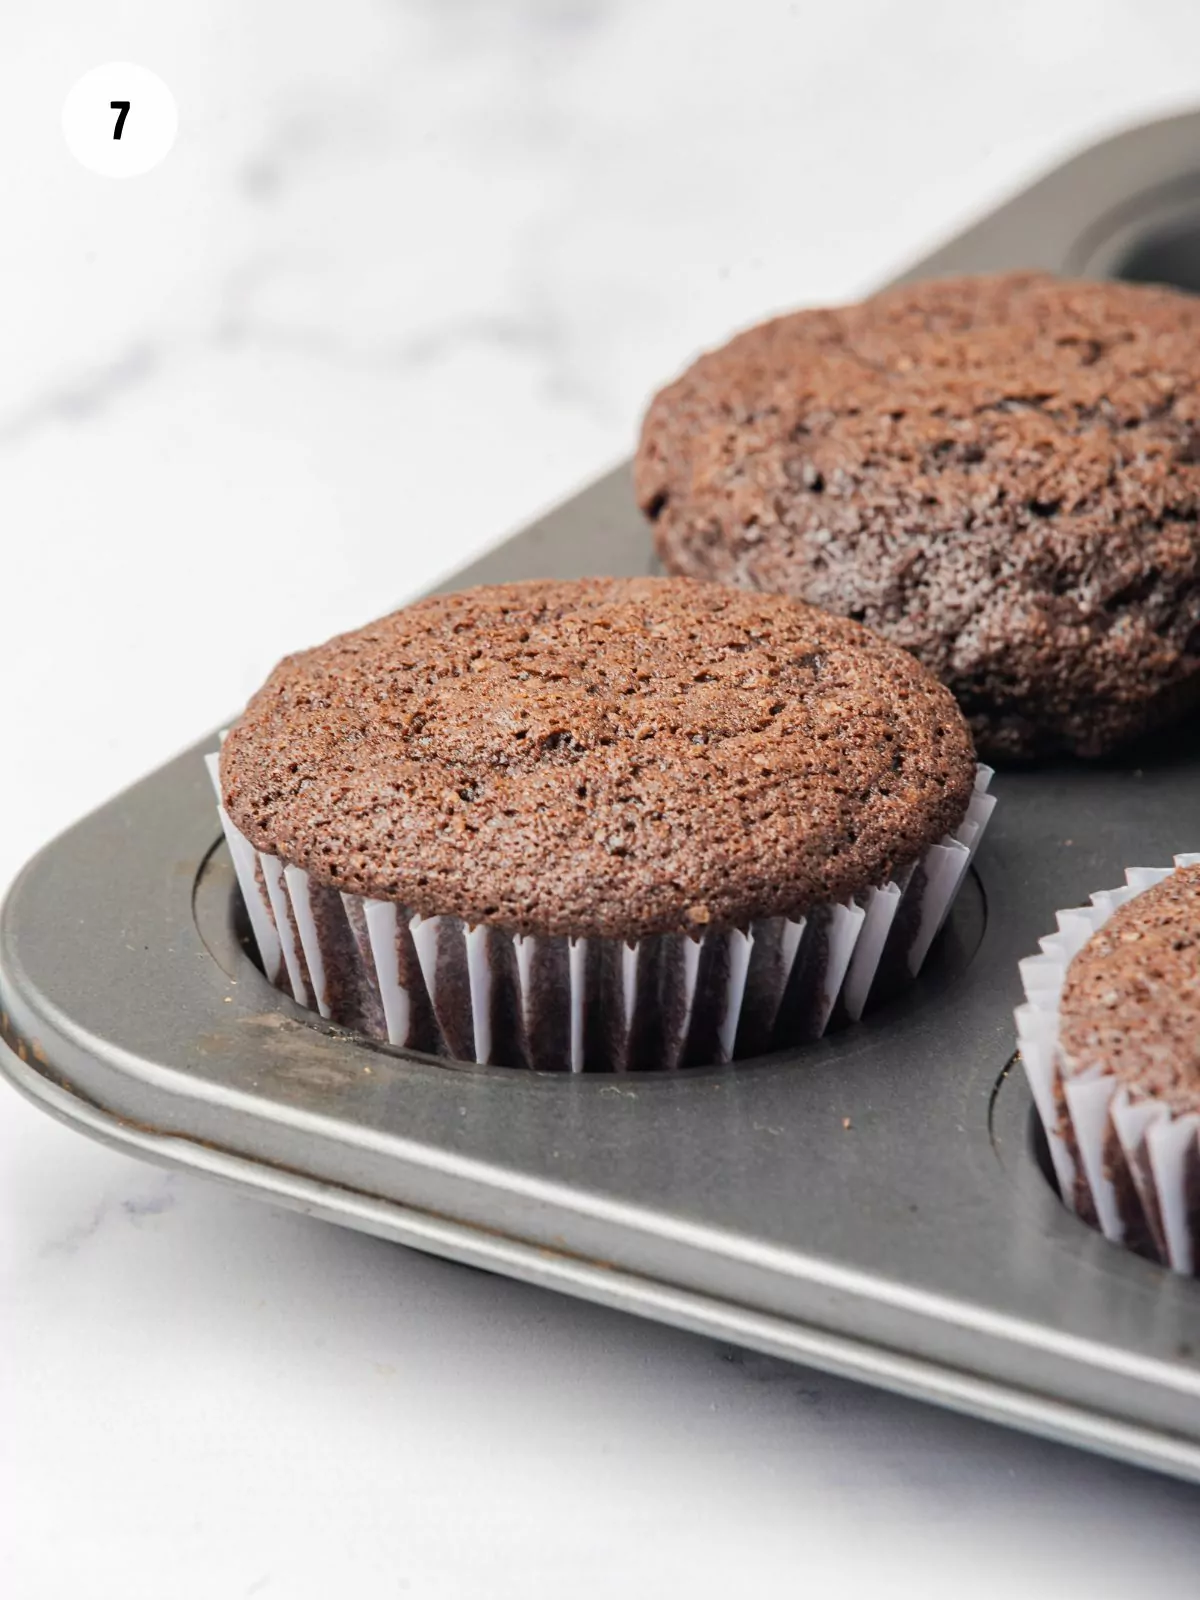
[
  {"left": 638, "top": 272, "right": 1200, "bottom": 762},
  {"left": 212, "top": 576, "right": 995, "bottom": 1073},
  {"left": 1016, "top": 856, "right": 1200, "bottom": 1273}
]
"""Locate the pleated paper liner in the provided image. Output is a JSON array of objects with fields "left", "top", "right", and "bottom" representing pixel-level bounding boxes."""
[
  {"left": 1016, "top": 853, "right": 1200, "bottom": 1275},
  {"left": 209, "top": 753, "right": 995, "bottom": 1073}
]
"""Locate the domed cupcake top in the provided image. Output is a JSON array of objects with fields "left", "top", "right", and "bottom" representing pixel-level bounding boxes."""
[
  {"left": 637, "top": 272, "right": 1200, "bottom": 759},
  {"left": 1059, "top": 863, "right": 1200, "bottom": 1109},
  {"left": 221, "top": 576, "right": 976, "bottom": 939}
]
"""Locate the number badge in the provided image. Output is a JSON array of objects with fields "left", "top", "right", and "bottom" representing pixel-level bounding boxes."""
[{"left": 62, "top": 63, "right": 177, "bottom": 178}]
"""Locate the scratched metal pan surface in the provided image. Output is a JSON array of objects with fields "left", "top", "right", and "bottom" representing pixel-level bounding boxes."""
[{"left": 6, "top": 108, "right": 1200, "bottom": 1480}]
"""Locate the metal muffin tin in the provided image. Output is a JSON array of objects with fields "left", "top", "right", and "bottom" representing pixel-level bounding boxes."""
[{"left": 6, "top": 109, "right": 1200, "bottom": 1480}]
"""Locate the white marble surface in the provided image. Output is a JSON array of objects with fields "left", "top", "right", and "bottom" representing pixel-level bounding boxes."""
[{"left": 5, "top": 2, "right": 1200, "bottom": 1594}]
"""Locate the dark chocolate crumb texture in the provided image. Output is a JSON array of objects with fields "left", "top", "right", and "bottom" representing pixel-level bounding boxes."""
[
  {"left": 637, "top": 273, "right": 1200, "bottom": 760},
  {"left": 1059, "top": 863, "right": 1200, "bottom": 1113},
  {"left": 221, "top": 577, "right": 976, "bottom": 940}
]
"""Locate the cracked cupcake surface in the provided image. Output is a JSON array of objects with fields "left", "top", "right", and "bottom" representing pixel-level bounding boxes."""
[
  {"left": 636, "top": 272, "right": 1200, "bottom": 760},
  {"left": 220, "top": 576, "right": 976, "bottom": 940}
]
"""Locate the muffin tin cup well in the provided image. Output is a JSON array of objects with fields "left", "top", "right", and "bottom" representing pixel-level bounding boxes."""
[
  {"left": 1016, "top": 853, "right": 1200, "bottom": 1275},
  {"left": 208, "top": 753, "right": 995, "bottom": 1073}
]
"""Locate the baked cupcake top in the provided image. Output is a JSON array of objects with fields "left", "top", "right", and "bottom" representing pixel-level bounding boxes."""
[
  {"left": 221, "top": 577, "right": 976, "bottom": 939},
  {"left": 1059, "top": 864, "right": 1200, "bottom": 1111},
  {"left": 636, "top": 272, "right": 1200, "bottom": 760}
]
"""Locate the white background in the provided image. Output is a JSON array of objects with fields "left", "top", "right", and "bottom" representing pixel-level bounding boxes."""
[{"left": 5, "top": 2, "right": 1200, "bottom": 1594}]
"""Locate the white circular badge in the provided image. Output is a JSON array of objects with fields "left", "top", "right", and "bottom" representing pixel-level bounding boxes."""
[{"left": 62, "top": 63, "right": 178, "bottom": 178}]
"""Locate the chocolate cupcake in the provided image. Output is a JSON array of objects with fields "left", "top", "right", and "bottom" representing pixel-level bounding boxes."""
[
  {"left": 1017, "top": 855, "right": 1200, "bottom": 1273},
  {"left": 637, "top": 272, "right": 1200, "bottom": 760},
  {"left": 214, "top": 577, "right": 994, "bottom": 1071}
]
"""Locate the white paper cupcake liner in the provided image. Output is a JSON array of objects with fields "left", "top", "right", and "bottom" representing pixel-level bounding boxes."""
[
  {"left": 1015, "top": 852, "right": 1200, "bottom": 1274},
  {"left": 209, "top": 754, "right": 994, "bottom": 1072}
]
